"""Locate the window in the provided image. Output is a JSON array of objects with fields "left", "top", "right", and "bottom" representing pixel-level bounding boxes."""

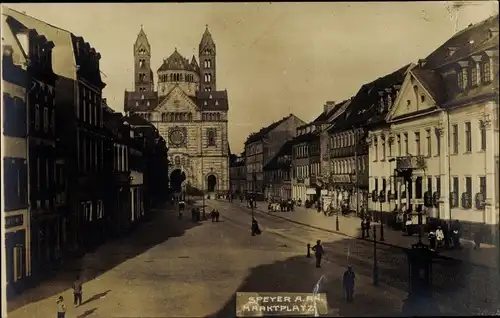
[
  {"left": 207, "top": 128, "right": 216, "bottom": 146},
  {"left": 374, "top": 178, "right": 379, "bottom": 193},
  {"left": 13, "top": 246, "right": 23, "bottom": 281},
  {"left": 427, "top": 177, "right": 432, "bottom": 193},
  {"left": 41, "top": 107, "right": 47, "bottom": 131},
  {"left": 481, "top": 60, "right": 491, "bottom": 83},
  {"left": 426, "top": 129, "right": 431, "bottom": 157},
  {"left": 415, "top": 132, "right": 421, "bottom": 156},
  {"left": 479, "top": 176, "right": 486, "bottom": 195},
  {"left": 374, "top": 137, "right": 378, "bottom": 161},
  {"left": 404, "top": 133, "right": 409, "bottom": 155},
  {"left": 397, "top": 134, "right": 401, "bottom": 156},
  {"left": 51, "top": 110, "right": 55, "bottom": 134},
  {"left": 421, "top": 95, "right": 426, "bottom": 103},
  {"left": 382, "top": 178, "right": 387, "bottom": 192},
  {"left": 436, "top": 176, "right": 441, "bottom": 195},
  {"left": 465, "top": 122, "right": 472, "bottom": 152},
  {"left": 452, "top": 124, "right": 458, "bottom": 154},
  {"left": 480, "top": 120, "right": 487, "bottom": 151},
  {"left": 35, "top": 104, "right": 40, "bottom": 130},
  {"left": 435, "top": 128, "right": 441, "bottom": 156},
  {"left": 453, "top": 177, "right": 459, "bottom": 197},
  {"left": 465, "top": 176, "right": 472, "bottom": 195},
  {"left": 458, "top": 68, "right": 467, "bottom": 90},
  {"left": 471, "top": 66, "right": 478, "bottom": 86},
  {"left": 381, "top": 137, "right": 386, "bottom": 160},
  {"left": 37, "top": 157, "right": 41, "bottom": 189}
]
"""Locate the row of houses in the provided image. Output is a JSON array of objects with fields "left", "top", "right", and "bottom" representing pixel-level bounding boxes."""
[
  {"left": 230, "top": 15, "right": 499, "bottom": 243},
  {"left": 1, "top": 8, "right": 170, "bottom": 296}
]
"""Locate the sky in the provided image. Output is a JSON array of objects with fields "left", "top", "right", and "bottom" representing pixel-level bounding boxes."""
[{"left": 6, "top": 2, "right": 499, "bottom": 154}]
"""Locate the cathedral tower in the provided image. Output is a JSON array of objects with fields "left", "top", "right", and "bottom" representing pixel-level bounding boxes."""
[
  {"left": 134, "top": 26, "right": 154, "bottom": 92},
  {"left": 199, "top": 25, "right": 216, "bottom": 92}
]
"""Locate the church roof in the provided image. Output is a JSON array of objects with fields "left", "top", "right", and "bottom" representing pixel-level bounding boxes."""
[
  {"left": 190, "top": 55, "right": 200, "bottom": 71},
  {"left": 135, "top": 26, "right": 150, "bottom": 47},
  {"left": 199, "top": 25, "right": 215, "bottom": 52},
  {"left": 197, "top": 90, "right": 228, "bottom": 110},
  {"left": 158, "top": 48, "right": 197, "bottom": 72},
  {"left": 124, "top": 90, "right": 158, "bottom": 112}
]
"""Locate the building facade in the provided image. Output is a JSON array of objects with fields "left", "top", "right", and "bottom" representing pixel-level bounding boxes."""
[
  {"left": 291, "top": 127, "right": 319, "bottom": 203},
  {"left": 245, "top": 114, "right": 304, "bottom": 198},
  {"left": 369, "top": 16, "right": 499, "bottom": 242},
  {"left": 229, "top": 155, "right": 246, "bottom": 196},
  {"left": 2, "top": 14, "right": 61, "bottom": 293},
  {"left": 263, "top": 140, "right": 293, "bottom": 201},
  {"left": 124, "top": 26, "right": 229, "bottom": 196}
]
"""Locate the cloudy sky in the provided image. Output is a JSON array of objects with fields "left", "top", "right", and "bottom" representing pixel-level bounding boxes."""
[{"left": 6, "top": 2, "right": 498, "bottom": 154}]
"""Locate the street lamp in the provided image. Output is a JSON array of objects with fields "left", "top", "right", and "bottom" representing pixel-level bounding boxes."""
[
  {"left": 378, "top": 191, "right": 385, "bottom": 242},
  {"left": 336, "top": 205, "right": 340, "bottom": 231},
  {"left": 372, "top": 224, "right": 379, "bottom": 286},
  {"left": 251, "top": 199, "right": 255, "bottom": 236}
]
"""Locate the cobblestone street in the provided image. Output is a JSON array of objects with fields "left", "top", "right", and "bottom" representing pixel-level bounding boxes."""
[{"left": 7, "top": 201, "right": 431, "bottom": 317}]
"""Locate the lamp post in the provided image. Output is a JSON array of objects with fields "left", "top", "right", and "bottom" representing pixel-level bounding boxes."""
[
  {"left": 379, "top": 192, "right": 385, "bottom": 242},
  {"left": 373, "top": 224, "right": 379, "bottom": 286},
  {"left": 336, "top": 204, "right": 340, "bottom": 231}
]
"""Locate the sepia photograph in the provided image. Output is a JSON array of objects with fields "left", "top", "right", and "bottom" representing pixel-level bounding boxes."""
[{"left": 1, "top": 2, "right": 499, "bottom": 317}]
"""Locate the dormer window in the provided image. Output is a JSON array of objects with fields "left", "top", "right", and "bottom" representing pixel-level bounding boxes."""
[
  {"left": 481, "top": 60, "right": 491, "bottom": 83},
  {"left": 209, "top": 94, "right": 212, "bottom": 99},
  {"left": 420, "top": 95, "right": 425, "bottom": 103},
  {"left": 447, "top": 47, "right": 458, "bottom": 57},
  {"left": 406, "top": 100, "right": 411, "bottom": 108},
  {"left": 215, "top": 100, "right": 219, "bottom": 106},
  {"left": 204, "top": 101, "right": 208, "bottom": 106},
  {"left": 146, "top": 101, "right": 150, "bottom": 107},
  {"left": 135, "top": 101, "right": 139, "bottom": 106},
  {"left": 457, "top": 68, "right": 468, "bottom": 90},
  {"left": 141, "top": 94, "right": 145, "bottom": 100}
]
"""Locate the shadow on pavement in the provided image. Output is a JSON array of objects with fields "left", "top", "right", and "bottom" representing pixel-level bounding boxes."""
[
  {"left": 79, "top": 289, "right": 111, "bottom": 307},
  {"left": 77, "top": 308, "right": 97, "bottom": 318},
  {"left": 208, "top": 234, "right": 408, "bottom": 318},
  {"left": 8, "top": 204, "right": 203, "bottom": 312}
]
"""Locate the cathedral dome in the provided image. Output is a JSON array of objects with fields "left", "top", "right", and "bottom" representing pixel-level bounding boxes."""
[{"left": 158, "top": 48, "right": 197, "bottom": 72}]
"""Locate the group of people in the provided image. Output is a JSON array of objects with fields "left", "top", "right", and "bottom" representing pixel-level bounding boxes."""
[
  {"left": 267, "top": 199, "right": 295, "bottom": 212},
  {"left": 428, "top": 219, "right": 466, "bottom": 251},
  {"left": 311, "top": 240, "right": 356, "bottom": 302},
  {"left": 56, "top": 276, "right": 84, "bottom": 318}
]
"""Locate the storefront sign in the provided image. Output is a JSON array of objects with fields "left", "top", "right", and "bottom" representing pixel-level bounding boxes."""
[
  {"left": 306, "top": 188, "right": 316, "bottom": 195},
  {"left": 5, "top": 215, "right": 24, "bottom": 229},
  {"left": 330, "top": 174, "right": 351, "bottom": 183},
  {"left": 410, "top": 198, "right": 424, "bottom": 205}
]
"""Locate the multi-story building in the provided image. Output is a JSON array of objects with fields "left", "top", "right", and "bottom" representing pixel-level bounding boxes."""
[
  {"left": 245, "top": 114, "right": 304, "bottom": 199},
  {"left": 328, "top": 65, "right": 412, "bottom": 215},
  {"left": 291, "top": 100, "right": 351, "bottom": 205},
  {"left": 2, "top": 18, "right": 29, "bottom": 294},
  {"left": 263, "top": 140, "right": 293, "bottom": 201},
  {"left": 369, "top": 15, "right": 499, "bottom": 242},
  {"left": 229, "top": 154, "right": 246, "bottom": 196},
  {"left": 4, "top": 9, "right": 109, "bottom": 255},
  {"left": 291, "top": 126, "right": 319, "bottom": 203},
  {"left": 125, "top": 113, "right": 170, "bottom": 210},
  {"left": 124, "top": 26, "right": 229, "bottom": 196},
  {"left": 2, "top": 14, "right": 59, "bottom": 293}
]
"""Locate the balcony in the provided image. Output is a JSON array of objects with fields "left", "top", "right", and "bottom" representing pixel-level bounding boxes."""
[{"left": 395, "top": 155, "right": 426, "bottom": 171}]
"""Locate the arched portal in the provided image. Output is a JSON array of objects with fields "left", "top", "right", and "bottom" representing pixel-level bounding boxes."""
[
  {"left": 170, "top": 169, "right": 186, "bottom": 192},
  {"left": 207, "top": 174, "right": 217, "bottom": 192}
]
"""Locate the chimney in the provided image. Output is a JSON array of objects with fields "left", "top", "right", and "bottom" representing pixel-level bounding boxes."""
[
  {"left": 417, "top": 59, "right": 426, "bottom": 68},
  {"left": 488, "top": 27, "right": 499, "bottom": 39},
  {"left": 324, "top": 101, "right": 336, "bottom": 114}
]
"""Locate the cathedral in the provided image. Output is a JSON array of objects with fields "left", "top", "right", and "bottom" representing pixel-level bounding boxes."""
[{"left": 124, "top": 26, "right": 230, "bottom": 195}]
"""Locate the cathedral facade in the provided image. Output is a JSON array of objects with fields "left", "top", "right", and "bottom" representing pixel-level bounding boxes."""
[{"left": 124, "top": 26, "right": 230, "bottom": 195}]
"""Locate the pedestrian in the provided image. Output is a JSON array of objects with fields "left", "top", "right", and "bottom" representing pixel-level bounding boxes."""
[
  {"left": 191, "top": 208, "right": 196, "bottom": 222},
  {"left": 342, "top": 266, "right": 356, "bottom": 302},
  {"left": 436, "top": 226, "right": 444, "bottom": 248},
  {"left": 361, "top": 218, "right": 366, "bottom": 238},
  {"left": 72, "top": 275, "right": 83, "bottom": 307},
  {"left": 311, "top": 240, "right": 324, "bottom": 268},
  {"left": 211, "top": 209, "right": 216, "bottom": 222},
  {"left": 428, "top": 228, "right": 437, "bottom": 251},
  {"left": 365, "top": 217, "right": 370, "bottom": 238},
  {"left": 215, "top": 209, "right": 220, "bottom": 222},
  {"left": 56, "top": 296, "right": 66, "bottom": 318},
  {"left": 474, "top": 229, "right": 483, "bottom": 250}
]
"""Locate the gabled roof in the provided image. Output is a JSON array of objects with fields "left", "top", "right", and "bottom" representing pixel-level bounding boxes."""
[
  {"left": 312, "top": 99, "right": 350, "bottom": 123},
  {"left": 291, "top": 131, "right": 319, "bottom": 146},
  {"left": 190, "top": 55, "right": 199, "bottom": 71},
  {"left": 245, "top": 114, "right": 295, "bottom": 145},
  {"left": 263, "top": 140, "right": 294, "bottom": 171},
  {"left": 3, "top": 7, "right": 77, "bottom": 80},
  {"left": 135, "top": 26, "right": 150, "bottom": 47},
  {"left": 328, "top": 63, "right": 413, "bottom": 133},
  {"left": 124, "top": 113, "right": 155, "bottom": 128},
  {"left": 158, "top": 48, "right": 197, "bottom": 72},
  {"left": 197, "top": 90, "right": 228, "bottom": 110},
  {"left": 425, "top": 14, "right": 499, "bottom": 69},
  {"left": 410, "top": 67, "right": 447, "bottom": 104}
]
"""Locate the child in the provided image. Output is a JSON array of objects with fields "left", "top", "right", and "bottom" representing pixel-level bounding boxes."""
[{"left": 56, "top": 296, "right": 66, "bottom": 318}]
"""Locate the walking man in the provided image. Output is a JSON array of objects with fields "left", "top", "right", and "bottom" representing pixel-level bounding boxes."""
[
  {"left": 56, "top": 296, "right": 66, "bottom": 318},
  {"left": 73, "top": 275, "right": 83, "bottom": 307},
  {"left": 311, "top": 240, "right": 324, "bottom": 268},
  {"left": 343, "top": 266, "right": 356, "bottom": 302}
]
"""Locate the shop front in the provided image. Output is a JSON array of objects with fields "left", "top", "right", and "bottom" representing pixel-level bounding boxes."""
[
  {"left": 329, "top": 174, "right": 368, "bottom": 214},
  {"left": 30, "top": 212, "right": 60, "bottom": 276}
]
